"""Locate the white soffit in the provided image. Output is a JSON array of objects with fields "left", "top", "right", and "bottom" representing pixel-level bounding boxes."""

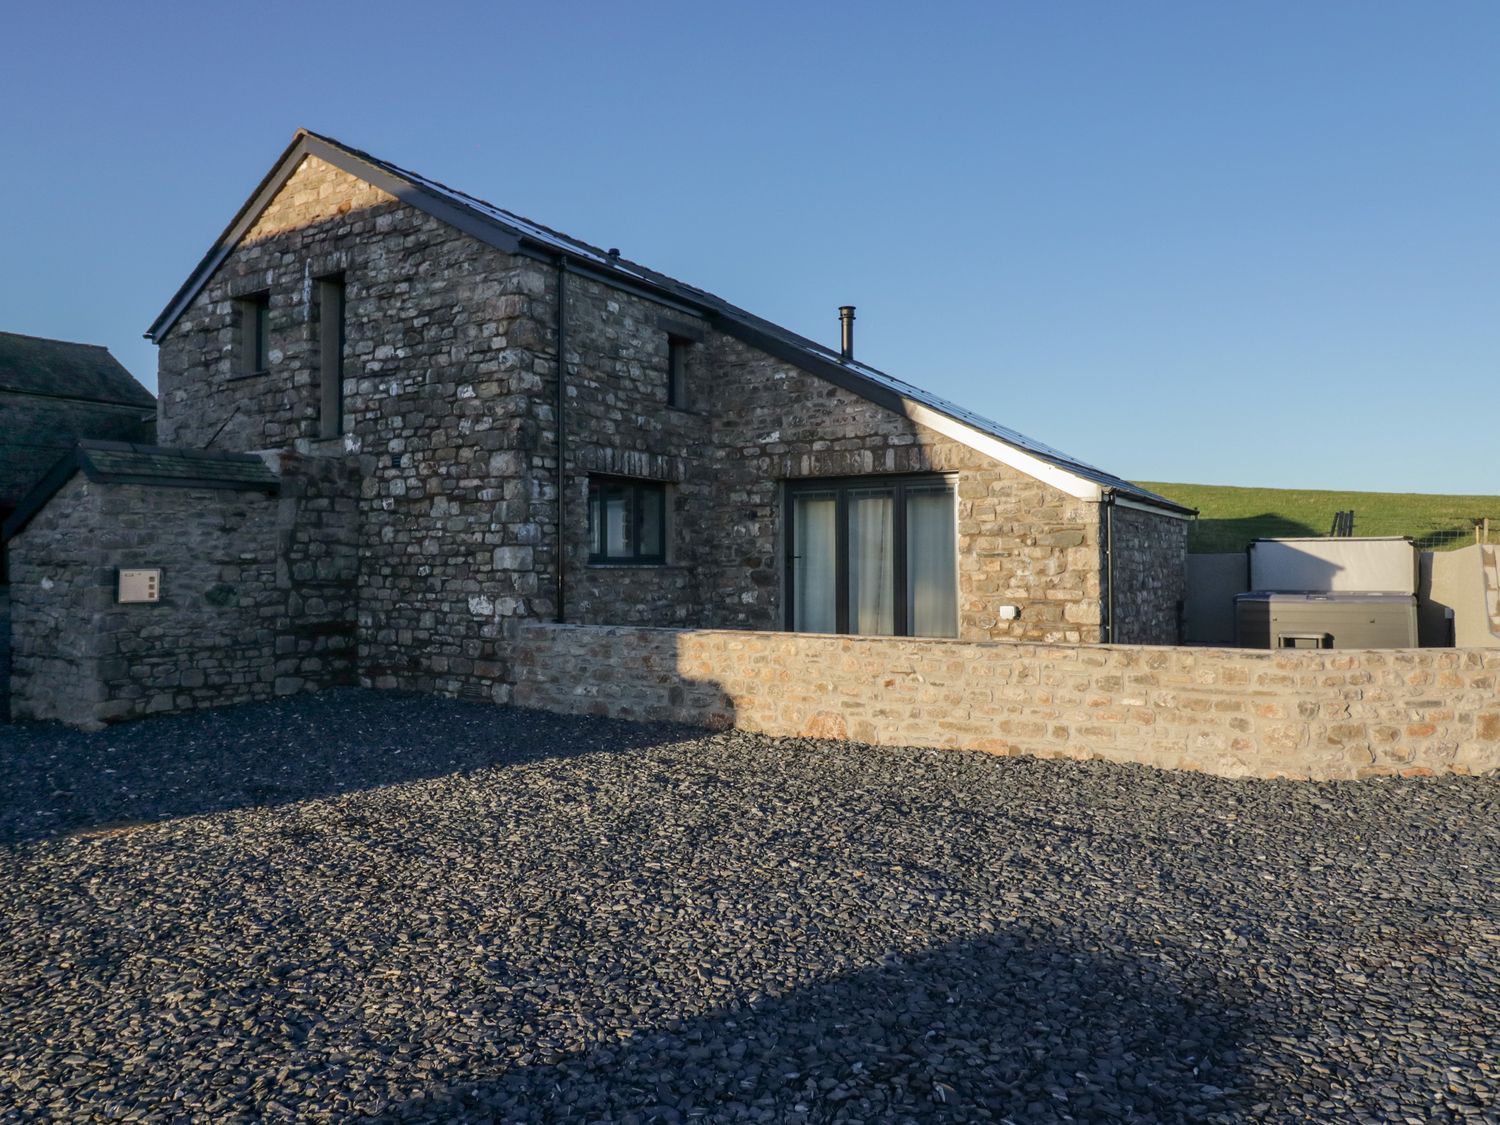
[
  {"left": 900, "top": 399, "right": 1103, "bottom": 501},
  {"left": 1111, "top": 495, "right": 1193, "bottom": 521}
]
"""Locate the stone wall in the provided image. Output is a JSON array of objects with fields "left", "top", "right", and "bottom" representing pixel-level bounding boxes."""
[
  {"left": 156, "top": 154, "right": 547, "bottom": 701},
  {"left": 269, "top": 450, "right": 363, "bottom": 692},
  {"left": 1106, "top": 503, "right": 1187, "bottom": 644},
  {"left": 542, "top": 269, "right": 714, "bottom": 629},
  {"left": 7, "top": 455, "right": 360, "bottom": 727},
  {"left": 510, "top": 623, "right": 1500, "bottom": 780},
  {"left": 156, "top": 156, "right": 403, "bottom": 452},
  {"left": 8, "top": 476, "right": 281, "bottom": 725},
  {"left": 538, "top": 271, "right": 1114, "bottom": 645},
  {"left": 0, "top": 586, "right": 9, "bottom": 716}
]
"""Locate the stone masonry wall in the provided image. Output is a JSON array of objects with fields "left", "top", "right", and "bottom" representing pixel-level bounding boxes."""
[
  {"left": 8, "top": 476, "right": 281, "bottom": 725},
  {"left": 156, "top": 157, "right": 401, "bottom": 452},
  {"left": 1107, "top": 504, "right": 1188, "bottom": 645},
  {"left": 6, "top": 477, "right": 112, "bottom": 724},
  {"left": 702, "top": 330, "right": 1106, "bottom": 642},
  {"left": 530, "top": 269, "right": 1112, "bottom": 645},
  {"left": 156, "top": 154, "right": 547, "bottom": 701},
  {"left": 510, "top": 623, "right": 1500, "bottom": 780},
  {"left": 269, "top": 451, "right": 362, "bottom": 693},
  {"left": 7, "top": 454, "right": 361, "bottom": 727}
]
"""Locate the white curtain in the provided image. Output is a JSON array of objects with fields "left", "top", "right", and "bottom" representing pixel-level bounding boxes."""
[
  {"left": 907, "top": 488, "right": 957, "bottom": 636},
  {"left": 793, "top": 494, "right": 837, "bottom": 632},
  {"left": 848, "top": 490, "right": 895, "bottom": 635},
  {"left": 605, "top": 491, "right": 629, "bottom": 556}
]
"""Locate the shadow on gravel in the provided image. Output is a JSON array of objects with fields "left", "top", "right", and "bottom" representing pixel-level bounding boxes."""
[
  {"left": 374, "top": 929, "right": 1252, "bottom": 1125},
  {"left": 0, "top": 688, "right": 704, "bottom": 846}
]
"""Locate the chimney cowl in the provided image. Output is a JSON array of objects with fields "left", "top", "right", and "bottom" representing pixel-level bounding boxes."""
[{"left": 838, "top": 305, "right": 856, "bottom": 361}]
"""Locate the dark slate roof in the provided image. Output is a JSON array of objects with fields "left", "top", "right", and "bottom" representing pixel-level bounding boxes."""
[
  {"left": 0, "top": 397, "right": 155, "bottom": 512},
  {"left": 147, "top": 129, "right": 1192, "bottom": 515},
  {"left": 3, "top": 441, "right": 278, "bottom": 540},
  {"left": 0, "top": 331, "right": 155, "bottom": 407},
  {"left": 74, "top": 442, "right": 279, "bottom": 488}
]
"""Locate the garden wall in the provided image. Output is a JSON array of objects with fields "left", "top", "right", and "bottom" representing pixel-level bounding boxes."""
[{"left": 509, "top": 624, "right": 1500, "bottom": 780}]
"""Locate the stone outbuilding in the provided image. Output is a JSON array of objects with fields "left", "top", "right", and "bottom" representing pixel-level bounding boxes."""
[{"left": 7, "top": 129, "right": 1192, "bottom": 725}]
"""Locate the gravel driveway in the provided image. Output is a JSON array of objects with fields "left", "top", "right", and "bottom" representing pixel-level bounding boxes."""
[{"left": 1, "top": 689, "right": 1496, "bottom": 1123}]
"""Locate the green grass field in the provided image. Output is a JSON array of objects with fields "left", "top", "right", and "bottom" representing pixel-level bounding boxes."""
[{"left": 1135, "top": 481, "right": 1500, "bottom": 554}]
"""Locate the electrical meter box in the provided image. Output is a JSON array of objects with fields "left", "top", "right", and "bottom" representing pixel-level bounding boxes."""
[{"left": 117, "top": 568, "right": 162, "bottom": 604}]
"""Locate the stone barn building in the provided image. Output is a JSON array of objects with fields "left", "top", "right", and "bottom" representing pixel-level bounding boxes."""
[{"left": 6, "top": 129, "right": 1190, "bottom": 725}]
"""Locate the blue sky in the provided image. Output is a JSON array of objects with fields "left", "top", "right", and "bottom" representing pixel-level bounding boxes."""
[{"left": 3, "top": 1, "right": 1495, "bottom": 492}]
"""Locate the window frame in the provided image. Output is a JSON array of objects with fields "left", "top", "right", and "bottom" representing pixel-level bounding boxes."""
[
  {"left": 587, "top": 476, "right": 669, "bottom": 565},
  {"left": 316, "top": 274, "right": 346, "bottom": 439},
  {"left": 234, "top": 292, "right": 271, "bottom": 378},
  {"left": 784, "top": 473, "right": 958, "bottom": 637}
]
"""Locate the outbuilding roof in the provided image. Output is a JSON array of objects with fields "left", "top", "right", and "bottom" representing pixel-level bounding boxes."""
[
  {"left": 2, "top": 441, "right": 278, "bottom": 540},
  {"left": 146, "top": 130, "right": 1192, "bottom": 515},
  {"left": 0, "top": 331, "right": 155, "bottom": 408}
]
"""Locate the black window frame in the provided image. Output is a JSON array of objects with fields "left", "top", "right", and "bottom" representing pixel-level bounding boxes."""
[
  {"left": 784, "top": 473, "right": 958, "bottom": 637},
  {"left": 587, "top": 476, "right": 668, "bottom": 565},
  {"left": 234, "top": 291, "right": 271, "bottom": 377},
  {"left": 316, "top": 274, "right": 346, "bottom": 438}
]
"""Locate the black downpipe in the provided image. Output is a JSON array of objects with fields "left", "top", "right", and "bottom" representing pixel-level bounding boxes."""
[
  {"left": 1104, "top": 491, "right": 1116, "bottom": 643},
  {"left": 555, "top": 258, "right": 568, "bottom": 624}
]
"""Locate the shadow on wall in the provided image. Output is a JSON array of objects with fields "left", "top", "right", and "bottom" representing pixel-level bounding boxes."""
[
  {"left": 0, "top": 688, "right": 706, "bottom": 846},
  {"left": 514, "top": 628, "right": 737, "bottom": 734},
  {"left": 370, "top": 926, "right": 1255, "bottom": 1123}
]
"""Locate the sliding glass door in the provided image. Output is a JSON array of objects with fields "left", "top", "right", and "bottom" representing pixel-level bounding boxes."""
[{"left": 786, "top": 475, "right": 957, "bottom": 637}]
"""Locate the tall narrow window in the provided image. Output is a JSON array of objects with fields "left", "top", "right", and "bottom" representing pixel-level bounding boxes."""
[
  {"left": 786, "top": 475, "right": 957, "bottom": 637},
  {"left": 667, "top": 336, "right": 688, "bottom": 408},
  {"left": 317, "top": 275, "right": 346, "bottom": 438},
  {"left": 235, "top": 292, "right": 270, "bottom": 376}
]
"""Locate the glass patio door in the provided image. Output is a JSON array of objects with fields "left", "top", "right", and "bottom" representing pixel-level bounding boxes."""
[{"left": 787, "top": 476, "right": 957, "bottom": 637}]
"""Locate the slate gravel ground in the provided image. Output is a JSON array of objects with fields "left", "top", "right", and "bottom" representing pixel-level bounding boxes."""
[{"left": 1, "top": 690, "right": 1496, "bottom": 1124}]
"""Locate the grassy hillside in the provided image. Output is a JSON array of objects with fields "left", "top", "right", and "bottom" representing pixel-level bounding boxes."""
[{"left": 1135, "top": 482, "right": 1500, "bottom": 554}]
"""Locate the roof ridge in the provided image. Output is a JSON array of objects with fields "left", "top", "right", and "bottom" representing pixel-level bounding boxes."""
[
  {"left": 0, "top": 328, "right": 111, "bottom": 350},
  {"left": 308, "top": 130, "right": 626, "bottom": 265}
]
